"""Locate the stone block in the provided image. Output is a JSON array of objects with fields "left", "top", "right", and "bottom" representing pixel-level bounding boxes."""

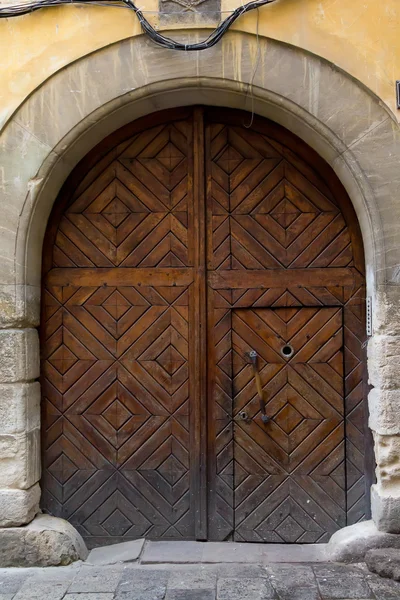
[
  {"left": 309, "top": 59, "right": 388, "bottom": 148},
  {"left": 328, "top": 519, "right": 400, "bottom": 562},
  {"left": 0, "top": 484, "right": 40, "bottom": 527},
  {"left": 344, "top": 117, "right": 400, "bottom": 279},
  {"left": 371, "top": 485, "right": 400, "bottom": 534},
  {"left": 86, "top": 539, "right": 145, "bottom": 565},
  {"left": 0, "top": 514, "right": 88, "bottom": 567},
  {"left": 0, "top": 571, "right": 31, "bottom": 595},
  {"left": 69, "top": 565, "right": 124, "bottom": 593},
  {"left": 374, "top": 285, "right": 400, "bottom": 336},
  {"left": 373, "top": 434, "right": 400, "bottom": 493},
  {"left": 166, "top": 591, "right": 214, "bottom": 600},
  {"left": 0, "top": 329, "right": 39, "bottom": 384},
  {"left": 116, "top": 568, "right": 168, "bottom": 599},
  {"left": 65, "top": 595, "right": 114, "bottom": 600},
  {"left": 365, "top": 547, "right": 400, "bottom": 581},
  {"left": 313, "top": 563, "right": 372, "bottom": 598},
  {"left": 369, "top": 389, "right": 400, "bottom": 435},
  {"left": 0, "top": 428, "right": 40, "bottom": 489},
  {"left": 168, "top": 568, "right": 217, "bottom": 590},
  {"left": 0, "top": 382, "right": 40, "bottom": 434},
  {"left": 217, "top": 577, "right": 275, "bottom": 600},
  {"left": 13, "top": 577, "right": 72, "bottom": 600},
  {"left": 0, "top": 285, "right": 40, "bottom": 328},
  {"left": 141, "top": 541, "right": 203, "bottom": 564},
  {"left": 265, "top": 565, "right": 320, "bottom": 600},
  {"left": 0, "top": 121, "right": 50, "bottom": 281},
  {"left": 368, "top": 335, "right": 400, "bottom": 390}
]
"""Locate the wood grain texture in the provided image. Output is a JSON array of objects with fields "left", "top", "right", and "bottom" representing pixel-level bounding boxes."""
[
  {"left": 42, "top": 116, "right": 199, "bottom": 546},
  {"left": 232, "top": 307, "right": 345, "bottom": 543},
  {"left": 205, "top": 109, "right": 368, "bottom": 541},
  {"left": 41, "top": 107, "right": 368, "bottom": 546}
]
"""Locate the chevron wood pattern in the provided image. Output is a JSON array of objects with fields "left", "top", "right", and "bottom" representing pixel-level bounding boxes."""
[
  {"left": 42, "top": 114, "right": 199, "bottom": 547},
  {"left": 41, "top": 108, "right": 368, "bottom": 546},
  {"left": 205, "top": 111, "right": 368, "bottom": 541},
  {"left": 232, "top": 307, "right": 345, "bottom": 543},
  {"left": 42, "top": 282, "right": 194, "bottom": 544},
  {"left": 54, "top": 121, "right": 191, "bottom": 269},
  {"left": 207, "top": 122, "right": 353, "bottom": 272}
]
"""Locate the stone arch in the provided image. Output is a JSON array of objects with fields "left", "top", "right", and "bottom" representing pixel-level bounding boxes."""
[{"left": 0, "top": 32, "right": 399, "bottom": 538}]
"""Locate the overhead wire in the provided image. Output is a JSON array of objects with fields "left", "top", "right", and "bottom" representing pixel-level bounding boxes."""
[
  {"left": 244, "top": 5, "right": 260, "bottom": 128},
  {"left": 0, "top": 0, "right": 278, "bottom": 51}
]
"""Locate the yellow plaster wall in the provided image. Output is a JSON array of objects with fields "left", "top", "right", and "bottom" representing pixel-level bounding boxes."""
[{"left": 0, "top": 0, "right": 399, "bottom": 129}]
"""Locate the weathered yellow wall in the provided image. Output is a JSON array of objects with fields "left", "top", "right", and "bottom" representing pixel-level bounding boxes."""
[{"left": 1, "top": 0, "right": 399, "bottom": 129}]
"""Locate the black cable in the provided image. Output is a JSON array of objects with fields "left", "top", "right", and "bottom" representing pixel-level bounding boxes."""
[{"left": 0, "top": 0, "right": 278, "bottom": 51}]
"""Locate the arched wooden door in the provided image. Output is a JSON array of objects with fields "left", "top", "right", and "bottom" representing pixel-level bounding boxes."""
[{"left": 41, "top": 107, "right": 368, "bottom": 547}]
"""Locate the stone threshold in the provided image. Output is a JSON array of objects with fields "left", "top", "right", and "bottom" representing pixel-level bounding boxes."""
[{"left": 86, "top": 539, "right": 328, "bottom": 566}]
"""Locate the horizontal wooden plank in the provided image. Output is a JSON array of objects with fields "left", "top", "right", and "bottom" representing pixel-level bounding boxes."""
[
  {"left": 46, "top": 268, "right": 194, "bottom": 287},
  {"left": 208, "top": 268, "right": 360, "bottom": 289}
]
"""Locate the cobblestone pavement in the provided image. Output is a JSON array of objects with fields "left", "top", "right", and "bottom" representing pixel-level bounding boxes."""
[{"left": 1, "top": 562, "right": 400, "bottom": 599}]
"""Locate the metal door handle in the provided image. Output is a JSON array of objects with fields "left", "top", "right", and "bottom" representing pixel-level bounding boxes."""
[{"left": 248, "top": 350, "right": 270, "bottom": 424}]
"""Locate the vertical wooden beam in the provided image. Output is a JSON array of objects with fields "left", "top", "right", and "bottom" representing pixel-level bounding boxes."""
[{"left": 191, "top": 106, "right": 208, "bottom": 539}]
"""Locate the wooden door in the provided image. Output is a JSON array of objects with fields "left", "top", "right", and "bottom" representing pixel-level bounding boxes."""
[
  {"left": 41, "top": 109, "right": 207, "bottom": 547},
  {"left": 232, "top": 307, "right": 345, "bottom": 543},
  {"left": 205, "top": 109, "right": 368, "bottom": 542},
  {"left": 41, "top": 107, "right": 368, "bottom": 546}
]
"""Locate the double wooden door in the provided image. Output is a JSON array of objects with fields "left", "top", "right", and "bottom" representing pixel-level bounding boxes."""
[{"left": 41, "top": 108, "right": 367, "bottom": 547}]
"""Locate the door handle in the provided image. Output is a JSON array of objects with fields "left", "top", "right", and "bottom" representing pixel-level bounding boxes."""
[{"left": 248, "top": 350, "right": 270, "bottom": 424}]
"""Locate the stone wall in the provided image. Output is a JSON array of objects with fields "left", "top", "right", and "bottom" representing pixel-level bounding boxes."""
[{"left": 0, "top": 32, "right": 400, "bottom": 536}]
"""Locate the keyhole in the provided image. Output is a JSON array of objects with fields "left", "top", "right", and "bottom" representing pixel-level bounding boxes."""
[
  {"left": 281, "top": 344, "right": 294, "bottom": 358},
  {"left": 239, "top": 411, "right": 248, "bottom": 421}
]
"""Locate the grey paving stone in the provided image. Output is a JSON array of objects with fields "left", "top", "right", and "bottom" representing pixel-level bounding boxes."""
[
  {"left": 366, "top": 572, "right": 400, "bottom": 599},
  {"left": 115, "top": 567, "right": 168, "bottom": 599},
  {"left": 0, "top": 595, "right": 16, "bottom": 600},
  {"left": 69, "top": 565, "right": 124, "bottom": 593},
  {"left": 13, "top": 580, "right": 71, "bottom": 600},
  {"left": 313, "top": 564, "right": 372, "bottom": 599},
  {"left": 86, "top": 539, "right": 145, "bottom": 565},
  {"left": 166, "top": 591, "right": 215, "bottom": 600},
  {"left": 216, "top": 564, "right": 268, "bottom": 578},
  {"left": 267, "top": 564, "right": 320, "bottom": 600},
  {"left": 64, "top": 595, "right": 115, "bottom": 600},
  {"left": 204, "top": 542, "right": 264, "bottom": 563},
  {"left": 168, "top": 567, "right": 217, "bottom": 589},
  {"left": 262, "top": 544, "right": 328, "bottom": 563},
  {"left": 142, "top": 541, "right": 203, "bottom": 563},
  {"left": 365, "top": 548, "right": 400, "bottom": 581},
  {"left": 0, "top": 570, "right": 31, "bottom": 594},
  {"left": 217, "top": 577, "right": 275, "bottom": 599}
]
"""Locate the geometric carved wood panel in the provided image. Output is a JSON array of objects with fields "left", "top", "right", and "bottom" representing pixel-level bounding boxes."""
[
  {"left": 42, "top": 284, "right": 193, "bottom": 546},
  {"left": 41, "top": 107, "right": 368, "bottom": 546},
  {"left": 42, "top": 115, "right": 197, "bottom": 548},
  {"left": 232, "top": 307, "right": 345, "bottom": 543},
  {"left": 205, "top": 110, "right": 368, "bottom": 541}
]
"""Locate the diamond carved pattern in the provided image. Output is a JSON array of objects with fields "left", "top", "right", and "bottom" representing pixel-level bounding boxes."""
[
  {"left": 53, "top": 122, "right": 190, "bottom": 269},
  {"left": 42, "top": 111, "right": 367, "bottom": 546},
  {"left": 209, "top": 125, "right": 352, "bottom": 271},
  {"left": 42, "top": 283, "right": 192, "bottom": 541},
  {"left": 228, "top": 307, "right": 346, "bottom": 543},
  {"left": 274, "top": 403, "right": 304, "bottom": 434}
]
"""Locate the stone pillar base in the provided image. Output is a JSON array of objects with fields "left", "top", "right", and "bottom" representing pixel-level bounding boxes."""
[
  {"left": 0, "top": 484, "right": 40, "bottom": 527},
  {"left": 371, "top": 485, "right": 400, "bottom": 533},
  {"left": 0, "top": 514, "right": 88, "bottom": 567},
  {"left": 328, "top": 520, "right": 400, "bottom": 563}
]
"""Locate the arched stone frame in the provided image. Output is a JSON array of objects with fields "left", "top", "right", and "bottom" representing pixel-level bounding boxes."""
[{"left": 0, "top": 31, "right": 400, "bottom": 538}]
